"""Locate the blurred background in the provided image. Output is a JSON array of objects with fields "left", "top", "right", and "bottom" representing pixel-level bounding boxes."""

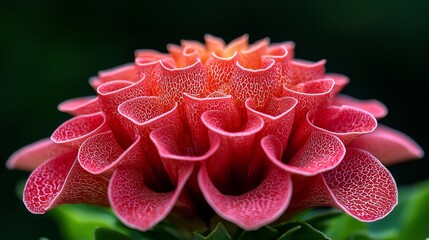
[{"left": 1, "top": 0, "right": 428, "bottom": 239}]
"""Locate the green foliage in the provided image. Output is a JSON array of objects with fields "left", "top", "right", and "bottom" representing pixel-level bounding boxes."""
[
  {"left": 94, "top": 228, "right": 132, "bottom": 240},
  {"left": 45, "top": 180, "right": 429, "bottom": 240}
]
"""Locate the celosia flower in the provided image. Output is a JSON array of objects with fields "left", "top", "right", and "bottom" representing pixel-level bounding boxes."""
[{"left": 7, "top": 34, "right": 424, "bottom": 231}]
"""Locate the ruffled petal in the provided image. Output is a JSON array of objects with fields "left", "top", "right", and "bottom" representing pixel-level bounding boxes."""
[
  {"left": 57, "top": 96, "right": 100, "bottom": 116},
  {"left": 118, "top": 96, "right": 181, "bottom": 140},
  {"left": 289, "top": 148, "right": 397, "bottom": 222},
  {"left": 109, "top": 146, "right": 193, "bottom": 231},
  {"left": 24, "top": 151, "right": 109, "bottom": 214},
  {"left": 51, "top": 112, "right": 109, "bottom": 148},
  {"left": 97, "top": 79, "right": 150, "bottom": 146},
  {"left": 349, "top": 124, "right": 424, "bottom": 165},
  {"left": 98, "top": 63, "right": 139, "bottom": 83},
  {"left": 201, "top": 110, "right": 264, "bottom": 192},
  {"left": 204, "top": 34, "right": 225, "bottom": 55},
  {"left": 245, "top": 97, "right": 297, "bottom": 148},
  {"left": 183, "top": 93, "right": 239, "bottom": 152},
  {"left": 159, "top": 59, "right": 208, "bottom": 104},
  {"left": 7, "top": 138, "right": 72, "bottom": 171},
  {"left": 282, "top": 78, "right": 334, "bottom": 121},
  {"left": 323, "top": 148, "right": 398, "bottom": 221},
  {"left": 150, "top": 125, "right": 219, "bottom": 162},
  {"left": 90, "top": 63, "right": 139, "bottom": 89},
  {"left": 204, "top": 52, "right": 240, "bottom": 93},
  {"left": 239, "top": 37, "right": 269, "bottom": 69},
  {"left": 290, "top": 59, "right": 326, "bottom": 85},
  {"left": 231, "top": 58, "right": 279, "bottom": 107},
  {"left": 308, "top": 105, "right": 377, "bottom": 144},
  {"left": 263, "top": 44, "right": 292, "bottom": 87},
  {"left": 263, "top": 132, "right": 345, "bottom": 176},
  {"left": 78, "top": 131, "right": 131, "bottom": 175},
  {"left": 333, "top": 94, "right": 388, "bottom": 119},
  {"left": 198, "top": 163, "right": 292, "bottom": 230},
  {"left": 134, "top": 50, "right": 169, "bottom": 96},
  {"left": 324, "top": 73, "right": 350, "bottom": 94},
  {"left": 223, "top": 34, "right": 249, "bottom": 58}
]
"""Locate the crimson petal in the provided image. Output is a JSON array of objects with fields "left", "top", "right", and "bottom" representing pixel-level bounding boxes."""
[
  {"left": 263, "top": 132, "right": 345, "bottom": 176},
  {"left": 205, "top": 52, "right": 240, "bottom": 93},
  {"left": 349, "top": 124, "right": 424, "bottom": 165},
  {"left": 183, "top": 93, "right": 239, "bottom": 152},
  {"left": 198, "top": 163, "right": 292, "bottom": 230},
  {"left": 290, "top": 59, "right": 326, "bottom": 85},
  {"left": 159, "top": 59, "right": 208, "bottom": 104},
  {"left": 231, "top": 58, "right": 279, "bottom": 107},
  {"left": 51, "top": 112, "right": 108, "bottom": 148},
  {"left": 323, "top": 148, "right": 398, "bottom": 221},
  {"left": 24, "top": 151, "right": 109, "bottom": 214},
  {"left": 333, "top": 94, "right": 388, "bottom": 119},
  {"left": 282, "top": 78, "right": 334, "bottom": 121},
  {"left": 78, "top": 131, "right": 138, "bottom": 175},
  {"left": 308, "top": 105, "right": 377, "bottom": 144},
  {"left": 7, "top": 138, "right": 72, "bottom": 171},
  {"left": 57, "top": 96, "right": 100, "bottom": 116},
  {"left": 109, "top": 145, "right": 193, "bottom": 231},
  {"left": 245, "top": 97, "right": 297, "bottom": 148},
  {"left": 290, "top": 148, "right": 397, "bottom": 222}
]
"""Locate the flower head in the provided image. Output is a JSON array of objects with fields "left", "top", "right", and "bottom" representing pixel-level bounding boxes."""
[{"left": 7, "top": 34, "right": 424, "bottom": 231}]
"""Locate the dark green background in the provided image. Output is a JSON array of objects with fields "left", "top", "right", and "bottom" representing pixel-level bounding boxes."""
[{"left": 1, "top": 0, "right": 428, "bottom": 239}]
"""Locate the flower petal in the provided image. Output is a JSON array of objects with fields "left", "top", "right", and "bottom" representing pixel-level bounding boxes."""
[
  {"left": 239, "top": 37, "right": 269, "bottom": 69},
  {"left": 90, "top": 63, "right": 138, "bottom": 89},
  {"left": 159, "top": 59, "right": 208, "bottom": 103},
  {"left": 98, "top": 63, "right": 139, "bottom": 83},
  {"left": 289, "top": 148, "right": 397, "bottom": 222},
  {"left": 204, "top": 34, "right": 225, "bottom": 55},
  {"left": 201, "top": 110, "right": 264, "bottom": 190},
  {"left": 333, "top": 94, "right": 388, "bottom": 119},
  {"left": 263, "top": 132, "right": 345, "bottom": 176},
  {"left": 118, "top": 96, "right": 181, "bottom": 139},
  {"left": 78, "top": 131, "right": 127, "bottom": 175},
  {"left": 290, "top": 59, "right": 326, "bottom": 85},
  {"left": 97, "top": 79, "right": 150, "bottom": 146},
  {"left": 323, "top": 148, "right": 398, "bottom": 221},
  {"left": 282, "top": 78, "right": 334, "bottom": 121},
  {"left": 205, "top": 51, "right": 240, "bottom": 92},
  {"left": 198, "top": 163, "right": 292, "bottom": 230},
  {"left": 349, "top": 124, "right": 424, "bottom": 165},
  {"left": 24, "top": 151, "right": 109, "bottom": 214},
  {"left": 231, "top": 58, "right": 279, "bottom": 107},
  {"left": 263, "top": 44, "right": 292, "bottom": 87},
  {"left": 308, "top": 105, "right": 377, "bottom": 144},
  {"left": 324, "top": 73, "right": 350, "bottom": 94},
  {"left": 150, "top": 125, "right": 219, "bottom": 162},
  {"left": 6, "top": 138, "right": 72, "bottom": 171},
  {"left": 245, "top": 97, "right": 297, "bottom": 148},
  {"left": 57, "top": 96, "right": 100, "bottom": 116},
  {"left": 51, "top": 112, "right": 109, "bottom": 148},
  {"left": 224, "top": 34, "right": 249, "bottom": 57},
  {"left": 183, "top": 92, "right": 239, "bottom": 152},
  {"left": 109, "top": 150, "right": 193, "bottom": 231}
]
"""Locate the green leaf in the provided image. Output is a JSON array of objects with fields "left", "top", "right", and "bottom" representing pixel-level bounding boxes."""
[
  {"left": 48, "top": 204, "right": 129, "bottom": 240},
  {"left": 303, "top": 208, "right": 342, "bottom": 231},
  {"left": 275, "top": 221, "right": 331, "bottom": 240},
  {"left": 94, "top": 227, "right": 132, "bottom": 240},
  {"left": 399, "top": 180, "right": 429, "bottom": 239},
  {"left": 276, "top": 225, "right": 301, "bottom": 240},
  {"left": 324, "top": 214, "right": 367, "bottom": 240},
  {"left": 193, "top": 222, "right": 232, "bottom": 240},
  {"left": 238, "top": 225, "right": 278, "bottom": 240}
]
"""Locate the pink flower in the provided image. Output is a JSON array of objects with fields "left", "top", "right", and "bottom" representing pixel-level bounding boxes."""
[{"left": 7, "top": 34, "right": 424, "bottom": 231}]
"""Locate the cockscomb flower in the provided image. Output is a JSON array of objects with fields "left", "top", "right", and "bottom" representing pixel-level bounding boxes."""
[{"left": 7, "top": 34, "right": 424, "bottom": 231}]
